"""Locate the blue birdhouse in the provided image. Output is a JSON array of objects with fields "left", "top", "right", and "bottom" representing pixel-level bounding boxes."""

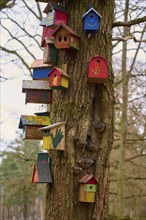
[{"left": 82, "top": 5, "right": 102, "bottom": 33}]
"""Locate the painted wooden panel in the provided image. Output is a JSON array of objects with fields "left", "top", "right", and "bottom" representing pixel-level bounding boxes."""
[
  {"left": 46, "top": 11, "right": 54, "bottom": 26},
  {"left": 85, "top": 192, "right": 95, "bottom": 202},
  {"left": 40, "top": 122, "right": 66, "bottom": 151},
  {"left": 43, "top": 44, "right": 58, "bottom": 65},
  {"left": 54, "top": 10, "right": 68, "bottom": 26},
  {"left": 84, "top": 184, "right": 96, "bottom": 192},
  {"left": 88, "top": 56, "right": 108, "bottom": 83},
  {"left": 41, "top": 27, "right": 55, "bottom": 46},
  {"left": 30, "top": 59, "right": 49, "bottom": 69},
  {"left": 25, "top": 90, "right": 52, "bottom": 104},
  {"left": 32, "top": 67, "right": 52, "bottom": 80},
  {"left": 26, "top": 125, "right": 43, "bottom": 140},
  {"left": 79, "top": 184, "right": 96, "bottom": 203},
  {"left": 22, "top": 80, "right": 51, "bottom": 91}
]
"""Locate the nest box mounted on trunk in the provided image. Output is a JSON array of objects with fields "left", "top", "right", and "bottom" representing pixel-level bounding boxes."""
[
  {"left": 48, "top": 66, "right": 69, "bottom": 90},
  {"left": 52, "top": 24, "right": 80, "bottom": 50},
  {"left": 19, "top": 115, "right": 50, "bottom": 140},
  {"left": 43, "top": 2, "right": 68, "bottom": 27},
  {"left": 79, "top": 174, "right": 97, "bottom": 203},
  {"left": 22, "top": 80, "right": 52, "bottom": 104},
  {"left": 30, "top": 59, "right": 53, "bottom": 80},
  {"left": 32, "top": 152, "right": 53, "bottom": 184},
  {"left": 88, "top": 56, "right": 108, "bottom": 83},
  {"left": 39, "top": 122, "right": 66, "bottom": 151},
  {"left": 41, "top": 37, "right": 58, "bottom": 65},
  {"left": 82, "top": 5, "right": 102, "bottom": 33}
]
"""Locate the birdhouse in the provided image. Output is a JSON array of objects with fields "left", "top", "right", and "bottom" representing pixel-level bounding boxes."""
[
  {"left": 88, "top": 56, "right": 108, "bottom": 83},
  {"left": 82, "top": 5, "right": 102, "bottom": 33},
  {"left": 43, "top": 2, "right": 68, "bottom": 27},
  {"left": 40, "top": 18, "right": 55, "bottom": 46},
  {"left": 79, "top": 174, "right": 97, "bottom": 203},
  {"left": 30, "top": 59, "right": 53, "bottom": 80},
  {"left": 32, "top": 152, "right": 53, "bottom": 184},
  {"left": 48, "top": 66, "right": 69, "bottom": 90},
  {"left": 41, "top": 37, "right": 58, "bottom": 65},
  {"left": 19, "top": 115, "right": 50, "bottom": 140},
  {"left": 39, "top": 122, "right": 66, "bottom": 151},
  {"left": 52, "top": 24, "right": 80, "bottom": 50},
  {"left": 22, "top": 80, "right": 52, "bottom": 104}
]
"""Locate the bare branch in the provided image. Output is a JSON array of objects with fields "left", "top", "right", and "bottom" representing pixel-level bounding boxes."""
[
  {"left": 112, "top": 34, "right": 146, "bottom": 42},
  {"left": 113, "top": 15, "right": 146, "bottom": 27}
]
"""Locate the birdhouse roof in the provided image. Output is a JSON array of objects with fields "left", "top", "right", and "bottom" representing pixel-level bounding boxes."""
[
  {"left": 52, "top": 24, "right": 81, "bottom": 39},
  {"left": 29, "top": 59, "right": 51, "bottom": 69},
  {"left": 32, "top": 163, "right": 53, "bottom": 183},
  {"left": 48, "top": 67, "right": 70, "bottom": 78},
  {"left": 22, "top": 80, "right": 51, "bottom": 92},
  {"left": 19, "top": 115, "right": 50, "bottom": 128},
  {"left": 34, "top": 112, "right": 50, "bottom": 117},
  {"left": 43, "top": 2, "right": 67, "bottom": 14},
  {"left": 39, "top": 122, "right": 66, "bottom": 131},
  {"left": 82, "top": 8, "right": 102, "bottom": 19},
  {"left": 79, "top": 174, "right": 97, "bottom": 184},
  {"left": 41, "top": 37, "right": 55, "bottom": 47}
]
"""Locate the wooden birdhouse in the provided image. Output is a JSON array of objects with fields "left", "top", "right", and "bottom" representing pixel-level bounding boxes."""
[
  {"left": 39, "top": 122, "right": 66, "bottom": 151},
  {"left": 30, "top": 59, "right": 53, "bottom": 80},
  {"left": 22, "top": 80, "right": 52, "bottom": 104},
  {"left": 48, "top": 66, "right": 69, "bottom": 90},
  {"left": 43, "top": 2, "right": 68, "bottom": 27},
  {"left": 19, "top": 115, "right": 50, "bottom": 140},
  {"left": 79, "top": 174, "right": 97, "bottom": 203},
  {"left": 88, "top": 56, "right": 108, "bottom": 83},
  {"left": 40, "top": 18, "right": 55, "bottom": 46},
  {"left": 82, "top": 5, "right": 102, "bottom": 33},
  {"left": 52, "top": 24, "right": 80, "bottom": 50},
  {"left": 41, "top": 37, "right": 58, "bottom": 65},
  {"left": 32, "top": 152, "right": 53, "bottom": 184}
]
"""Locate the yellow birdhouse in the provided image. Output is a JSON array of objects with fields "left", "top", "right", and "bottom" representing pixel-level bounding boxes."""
[
  {"left": 39, "top": 122, "right": 66, "bottom": 151},
  {"left": 79, "top": 174, "right": 97, "bottom": 203}
]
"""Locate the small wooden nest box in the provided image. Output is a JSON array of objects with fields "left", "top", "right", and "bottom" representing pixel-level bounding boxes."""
[
  {"left": 39, "top": 122, "right": 66, "bottom": 151},
  {"left": 32, "top": 152, "right": 53, "bottom": 184},
  {"left": 43, "top": 2, "right": 68, "bottom": 27},
  {"left": 48, "top": 67, "right": 69, "bottom": 90},
  {"left": 52, "top": 24, "right": 80, "bottom": 50},
  {"left": 30, "top": 59, "right": 53, "bottom": 80},
  {"left": 19, "top": 115, "right": 50, "bottom": 140},
  {"left": 82, "top": 6, "right": 102, "bottom": 33},
  {"left": 22, "top": 80, "right": 52, "bottom": 104},
  {"left": 79, "top": 174, "right": 97, "bottom": 203},
  {"left": 41, "top": 37, "right": 58, "bottom": 65},
  {"left": 40, "top": 18, "right": 55, "bottom": 46},
  {"left": 88, "top": 56, "right": 108, "bottom": 83}
]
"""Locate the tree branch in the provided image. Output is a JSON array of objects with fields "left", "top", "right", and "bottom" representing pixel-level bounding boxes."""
[
  {"left": 112, "top": 34, "right": 146, "bottom": 42},
  {"left": 112, "top": 15, "right": 146, "bottom": 27}
]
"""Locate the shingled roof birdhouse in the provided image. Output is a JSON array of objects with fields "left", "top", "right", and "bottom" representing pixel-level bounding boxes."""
[
  {"left": 32, "top": 152, "right": 53, "bottom": 184},
  {"left": 30, "top": 59, "right": 53, "bottom": 80},
  {"left": 22, "top": 80, "right": 52, "bottom": 104},
  {"left": 79, "top": 174, "right": 97, "bottom": 203},
  {"left": 48, "top": 66, "right": 69, "bottom": 90},
  {"left": 43, "top": 2, "right": 68, "bottom": 27},
  {"left": 52, "top": 24, "right": 80, "bottom": 50},
  {"left": 82, "top": 5, "right": 102, "bottom": 33},
  {"left": 88, "top": 56, "right": 108, "bottom": 83},
  {"left": 19, "top": 115, "right": 50, "bottom": 140},
  {"left": 41, "top": 37, "right": 58, "bottom": 65},
  {"left": 39, "top": 122, "right": 66, "bottom": 151}
]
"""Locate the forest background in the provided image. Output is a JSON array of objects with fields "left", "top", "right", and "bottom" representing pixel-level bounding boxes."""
[{"left": 0, "top": 0, "right": 146, "bottom": 220}]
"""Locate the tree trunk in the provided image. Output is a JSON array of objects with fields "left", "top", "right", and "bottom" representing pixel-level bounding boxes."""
[
  {"left": 117, "top": 0, "right": 129, "bottom": 218},
  {"left": 45, "top": 1, "right": 114, "bottom": 220}
]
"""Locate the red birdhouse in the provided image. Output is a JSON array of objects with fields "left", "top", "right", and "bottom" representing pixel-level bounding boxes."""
[
  {"left": 88, "top": 56, "right": 108, "bottom": 83},
  {"left": 48, "top": 66, "right": 69, "bottom": 90}
]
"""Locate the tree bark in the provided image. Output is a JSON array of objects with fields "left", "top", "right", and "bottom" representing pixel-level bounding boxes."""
[{"left": 45, "top": 1, "right": 114, "bottom": 220}]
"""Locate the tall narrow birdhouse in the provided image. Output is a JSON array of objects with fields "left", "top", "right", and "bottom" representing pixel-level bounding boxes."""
[
  {"left": 52, "top": 24, "right": 80, "bottom": 50},
  {"left": 32, "top": 152, "right": 53, "bottom": 184},
  {"left": 41, "top": 37, "right": 58, "bottom": 65},
  {"left": 39, "top": 122, "right": 66, "bottom": 151},
  {"left": 48, "top": 67, "right": 69, "bottom": 90},
  {"left": 19, "top": 115, "right": 50, "bottom": 140},
  {"left": 43, "top": 3, "right": 68, "bottom": 27},
  {"left": 88, "top": 56, "right": 108, "bottom": 83},
  {"left": 82, "top": 6, "right": 102, "bottom": 33},
  {"left": 30, "top": 59, "right": 53, "bottom": 80},
  {"left": 22, "top": 80, "right": 52, "bottom": 104},
  {"left": 79, "top": 174, "right": 97, "bottom": 203}
]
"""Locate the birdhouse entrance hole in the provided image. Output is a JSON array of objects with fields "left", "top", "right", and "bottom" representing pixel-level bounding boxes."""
[{"left": 97, "top": 60, "right": 100, "bottom": 63}]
